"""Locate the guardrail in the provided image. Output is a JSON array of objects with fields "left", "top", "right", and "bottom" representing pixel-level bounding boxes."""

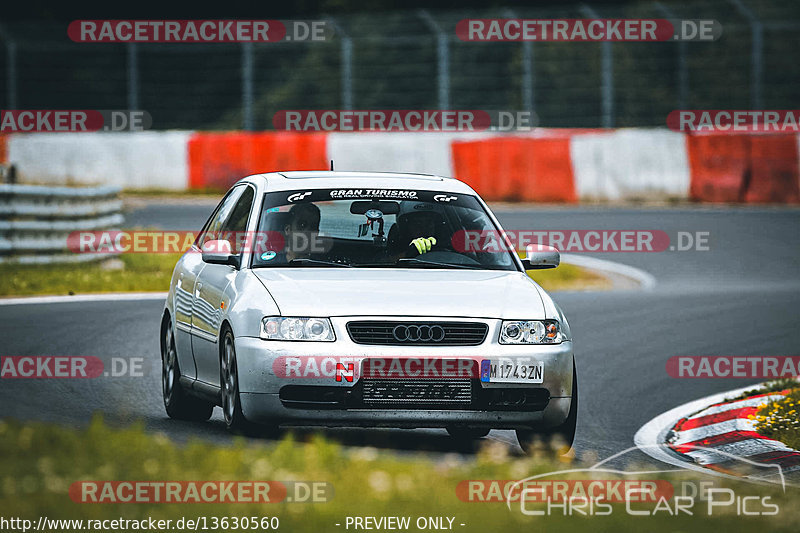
[
  {"left": 0, "top": 184, "right": 124, "bottom": 264},
  {"left": 0, "top": 164, "right": 17, "bottom": 184}
]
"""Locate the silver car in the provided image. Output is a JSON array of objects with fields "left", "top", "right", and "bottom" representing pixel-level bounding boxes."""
[{"left": 160, "top": 171, "right": 576, "bottom": 451}]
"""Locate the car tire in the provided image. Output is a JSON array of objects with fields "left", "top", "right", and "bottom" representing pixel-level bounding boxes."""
[
  {"left": 220, "top": 327, "right": 272, "bottom": 436},
  {"left": 446, "top": 426, "right": 491, "bottom": 440},
  {"left": 516, "top": 361, "right": 578, "bottom": 455},
  {"left": 162, "top": 319, "right": 214, "bottom": 421}
]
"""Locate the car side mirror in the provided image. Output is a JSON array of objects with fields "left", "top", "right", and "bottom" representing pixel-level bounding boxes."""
[
  {"left": 201, "top": 240, "right": 239, "bottom": 268},
  {"left": 520, "top": 244, "right": 560, "bottom": 270}
]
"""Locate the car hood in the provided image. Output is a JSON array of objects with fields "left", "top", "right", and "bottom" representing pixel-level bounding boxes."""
[{"left": 251, "top": 268, "right": 545, "bottom": 318}]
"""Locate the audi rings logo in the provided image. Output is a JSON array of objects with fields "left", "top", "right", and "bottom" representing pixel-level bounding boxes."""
[{"left": 392, "top": 324, "right": 446, "bottom": 343}]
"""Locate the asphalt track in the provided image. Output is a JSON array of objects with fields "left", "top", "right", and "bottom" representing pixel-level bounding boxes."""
[{"left": 2, "top": 201, "right": 799, "bottom": 464}]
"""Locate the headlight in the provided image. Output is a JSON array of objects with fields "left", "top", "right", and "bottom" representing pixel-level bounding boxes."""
[
  {"left": 499, "top": 320, "right": 562, "bottom": 344},
  {"left": 261, "top": 317, "right": 335, "bottom": 341}
]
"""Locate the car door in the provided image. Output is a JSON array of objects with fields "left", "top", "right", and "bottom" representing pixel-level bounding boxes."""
[
  {"left": 172, "top": 249, "right": 206, "bottom": 380},
  {"left": 192, "top": 184, "right": 255, "bottom": 386},
  {"left": 173, "top": 189, "right": 240, "bottom": 378},
  {"left": 174, "top": 186, "right": 244, "bottom": 382}
]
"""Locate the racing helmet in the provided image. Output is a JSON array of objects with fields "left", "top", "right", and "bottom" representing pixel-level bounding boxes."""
[{"left": 390, "top": 201, "right": 448, "bottom": 250}]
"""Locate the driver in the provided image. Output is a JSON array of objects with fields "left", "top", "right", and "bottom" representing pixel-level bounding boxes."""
[
  {"left": 390, "top": 202, "right": 448, "bottom": 258},
  {"left": 283, "top": 203, "right": 321, "bottom": 261}
]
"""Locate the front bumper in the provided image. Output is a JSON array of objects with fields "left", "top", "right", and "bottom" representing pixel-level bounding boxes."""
[
  {"left": 234, "top": 317, "right": 574, "bottom": 430},
  {"left": 239, "top": 393, "right": 571, "bottom": 430}
]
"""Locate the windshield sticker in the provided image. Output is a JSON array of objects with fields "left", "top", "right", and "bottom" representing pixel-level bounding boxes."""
[
  {"left": 260, "top": 251, "right": 277, "bottom": 261},
  {"left": 329, "top": 189, "right": 418, "bottom": 199},
  {"left": 287, "top": 191, "right": 313, "bottom": 202},
  {"left": 264, "top": 189, "right": 481, "bottom": 212},
  {"left": 434, "top": 194, "right": 458, "bottom": 202}
]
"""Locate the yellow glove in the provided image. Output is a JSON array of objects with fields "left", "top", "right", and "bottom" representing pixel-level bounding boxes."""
[{"left": 410, "top": 237, "right": 437, "bottom": 255}]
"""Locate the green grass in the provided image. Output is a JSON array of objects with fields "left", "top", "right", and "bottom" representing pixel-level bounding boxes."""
[
  {"left": 728, "top": 379, "right": 799, "bottom": 402},
  {"left": 0, "top": 253, "right": 608, "bottom": 297},
  {"left": 527, "top": 263, "right": 611, "bottom": 292},
  {"left": 0, "top": 417, "right": 798, "bottom": 532},
  {"left": 0, "top": 254, "right": 180, "bottom": 297},
  {"left": 754, "top": 387, "right": 800, "bottom": 450}
]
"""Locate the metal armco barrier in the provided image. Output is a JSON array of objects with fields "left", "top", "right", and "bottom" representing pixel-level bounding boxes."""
[
  {"left": 0, "top": 184, "right": 123, "bottom": 264},
  {"left": 0, "top": 164, "right": 16, "bottom": 184}
]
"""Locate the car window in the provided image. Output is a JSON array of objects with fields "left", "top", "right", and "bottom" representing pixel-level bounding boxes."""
[
  {"left": 219, "top": 186, "right": 255, "bottom": 254},
  {"left": 196, "top": 186, "right": 245, "bottom": 251},
  {"left": 251, "top": 189, "right": 518, "bottom": 271}
]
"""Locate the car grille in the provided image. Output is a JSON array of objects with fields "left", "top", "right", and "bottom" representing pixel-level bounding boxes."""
[
  {"left": 346, "top": 321, "right": 488, "bottom": 346},
  {"left": 361, "top": 378, "right": 473, "bottom": 407},
  {"left": 278, "top": 382, "right": 550, "bottom": 411}
]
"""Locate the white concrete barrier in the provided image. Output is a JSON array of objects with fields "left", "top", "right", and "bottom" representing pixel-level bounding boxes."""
[
  {"left": 7, "top": 131, "right": 192, "bottom": 190},
  {"left": 569, "top": 129, "right": 690, "bottom": 201},
  {"left": 327, "top": 132, "right": 491, "bottom": 177}
]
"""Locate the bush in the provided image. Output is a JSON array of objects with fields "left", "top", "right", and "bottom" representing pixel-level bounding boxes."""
[
  {"left": 754, "top": 388, "right": 800, "bottom": 450},
  {"left": 1, "top": 417, "right": 798, "bottom": 531}
]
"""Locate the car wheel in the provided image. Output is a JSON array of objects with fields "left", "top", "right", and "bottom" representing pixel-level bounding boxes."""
[
  {"left": 516, "top": 361, "right": 578, "bottom": 455},
  {"left": 446, "top": 426, "right": 491, "bottom": 440},
  {"left": 162, "top": 320, "right": 214, "bottom": 421},
  {"left": 220, "top": 327, "right": 266, "bottom": 436}
]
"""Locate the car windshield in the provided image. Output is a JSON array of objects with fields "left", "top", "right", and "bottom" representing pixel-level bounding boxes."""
[{"left": 250, "top": 188, "right": 518, "bottom": 271}]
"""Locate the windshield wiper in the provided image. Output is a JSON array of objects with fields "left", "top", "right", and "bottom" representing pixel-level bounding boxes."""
[
  {"left": 350, "top": 262, "right": 395, "bottom": 268},
  {"left": 287, "top": 258, "right": 353, "bottom": 268},
  {"left": 395, "top": 258, "right": 483, "bottom": 270}
]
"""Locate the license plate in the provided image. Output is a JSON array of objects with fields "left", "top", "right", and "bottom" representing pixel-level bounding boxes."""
[{"left": 480, "top": 359, "right": 544, "bottom": 383}]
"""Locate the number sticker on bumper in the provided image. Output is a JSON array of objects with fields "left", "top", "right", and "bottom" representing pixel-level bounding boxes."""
[{"left": 480, "top": 359, "right": 544, "bottom": 383}]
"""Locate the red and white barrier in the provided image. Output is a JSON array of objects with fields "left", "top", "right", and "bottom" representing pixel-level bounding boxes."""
[
  {"left": 326, "top": 132, "right": 488, "bottom": 177},
  {"left": 2, "top": 129, "right": 798, "bottom": 203},
  {"left": 451, "top": 133, "right": 577, "bottom": 202},
  {"left": 187, "top": 131, "right": 328, "bottom": 190},
  {"left": 668, "top": 390, "right": 800, "bottom": 475},
  {"left": 687, "top": 133, "right": 800, "bottom": 203}
]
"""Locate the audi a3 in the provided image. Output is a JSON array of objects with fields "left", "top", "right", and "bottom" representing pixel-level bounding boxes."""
[{"left": 160, "top": 171, "right": 576, "bottom": 452}]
